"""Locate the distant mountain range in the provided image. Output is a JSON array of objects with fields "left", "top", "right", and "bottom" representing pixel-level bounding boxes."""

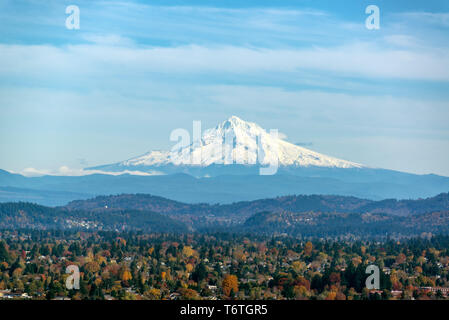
[
  {"left": 1, "top": 116, "right": 449, "bottom": 205},
  {"left": 1, "top": 192, "right": 449, "bottom": 238},
  {"left": 1, "top": 167, "right": 449, "bottom": 206}
]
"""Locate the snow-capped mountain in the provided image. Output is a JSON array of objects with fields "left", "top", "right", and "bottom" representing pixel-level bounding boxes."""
[
  {"left": 90, "top": 116, "right": 362, "bottom": 175},
  {"left": 4, "top": 116, "right": 449, "bottom": 204}
]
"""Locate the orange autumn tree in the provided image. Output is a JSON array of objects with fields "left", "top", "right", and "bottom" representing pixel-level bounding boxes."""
[
  {"left": 120, "top": 267, "right": 132, "bottom": 282},
  {"left": 304, "top": 241, "right": 313, "bottom": 257},
  {"left": 222, "top": 274, "right": 238, "bottom": 297},
  {"left": 325, "top": 291, "right": 337, "bottom": 300},
  {"left": 185, "top": 263, "right": 194, "bottom": 273}
]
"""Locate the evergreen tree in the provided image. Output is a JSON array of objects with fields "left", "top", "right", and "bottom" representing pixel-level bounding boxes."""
[{"left": 0, "top": 241, "right": 10, "bottom": 263}]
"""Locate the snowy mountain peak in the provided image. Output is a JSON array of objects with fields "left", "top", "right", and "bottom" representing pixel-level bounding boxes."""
[
  {"left": 211, "top": 116, "right": 266, "bottom": 143},
  {"left": 221, "top": 115, "right": 257, "bottom": 129},
  {"left": 97, "top": 116, "right": 363, "bottom": 171}
]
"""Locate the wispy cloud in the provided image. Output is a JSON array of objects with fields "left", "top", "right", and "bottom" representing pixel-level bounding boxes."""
[
  {"left": 1, "top": 41, "right": 449, "bottom": 81},
  {"left": 18, "top": 166, "right": 164, "bottom": 177},
  {"left": 82, "top": 34, "right": 135, "bottom": 46},
  {"left": 399, "top": 12, "right": 449, "bottom": 27}
]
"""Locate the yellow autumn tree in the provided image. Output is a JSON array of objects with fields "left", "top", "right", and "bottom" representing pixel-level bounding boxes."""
[
  {"left": 120, "top": 268, "right": 132, "bottom": 282},
  {"left": 292, "top": 261, "right": 306, "bottom": 274},
  {"left": 185, "top": 263, "right": 194, "bottom": 273},
  {"left": 222, "top": 274, "right": 238, "bottom": 297},
  {"left": 145, "top": 288, "right": 161, "bottom": 300},
  {"left": 182, "top": 246, "right": 194, "bottom": 257}
]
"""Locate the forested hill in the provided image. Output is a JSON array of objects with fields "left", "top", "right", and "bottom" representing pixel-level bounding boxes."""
[
  {"left": 2, "top": 196, "right": 449, "bottom": 238},
  {"left": 63, "top": 192, "right": 449, "bottom": 217},
  {"left": 0, "top": 202, "right": 188, "bottom": 233},
  {"left": 241, "top": 210, "right": 449, "bottom": 238}
]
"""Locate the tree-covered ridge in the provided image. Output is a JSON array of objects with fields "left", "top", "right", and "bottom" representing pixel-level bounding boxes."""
[
  {"left": 241, "top": 211, "right": 449, "bottom": 238},
  {"left": 0, "top": 231, "right": 448, "bottom": 300},
  {"left": 2, "top": 199, "right": 449, "bottom": 238},
  {"left": 0, "top": 202, "right": 188, "bottom": 233},
  {"left": 63, "top": 192, "right": 449, "bottom": 218}
]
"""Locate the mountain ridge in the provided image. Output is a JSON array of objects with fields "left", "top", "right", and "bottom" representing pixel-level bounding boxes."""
[
  {"left": 1, "top": 168, "right": 449, "bottom": 206},
  {"left": 63, "top": 192, "right": 449, "bottom": 218},
  {"left": 2, "top": 193, "right": 449, "bottom": 238}
]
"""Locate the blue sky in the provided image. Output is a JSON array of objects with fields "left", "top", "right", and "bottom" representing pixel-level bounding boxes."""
[{"left": 1, "top": 0, "right": 449, "bottom": 176}]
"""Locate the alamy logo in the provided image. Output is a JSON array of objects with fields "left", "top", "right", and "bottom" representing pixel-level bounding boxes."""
[
  {"left": 365, "top": 5, "right": 380, "bottom": 30},
  {"left": 365, "top": 265, "right": 380, "bottom": 290},
  {"left": 65, "top": 265, "right": 80, "bottom": 290},
  {"left": 65, "top": 5, "right": 80, "bottom": 30}
]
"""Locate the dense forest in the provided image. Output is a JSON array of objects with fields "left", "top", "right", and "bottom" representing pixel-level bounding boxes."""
[{"left": 0, "top": 231, "right": 448, "bottom": 300}]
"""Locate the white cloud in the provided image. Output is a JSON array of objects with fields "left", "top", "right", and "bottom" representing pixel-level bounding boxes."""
[
  {"left": 82, "top": 34, "right": 135, "bottom": 47},
  {"left": 1, "top": 41, "right": 449, "bottom": 82},
  {"left": 19, "top": 166, "right": 164, "bottom": 177},
  {"left": 20, "top": 167, "right": 52, "bottom": 177},
  {"left": 400, "top": 12, "right": 449, "bottom": 27},
  {"left": 384, "top": 34, "right": 417, "bottom": 48}
]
